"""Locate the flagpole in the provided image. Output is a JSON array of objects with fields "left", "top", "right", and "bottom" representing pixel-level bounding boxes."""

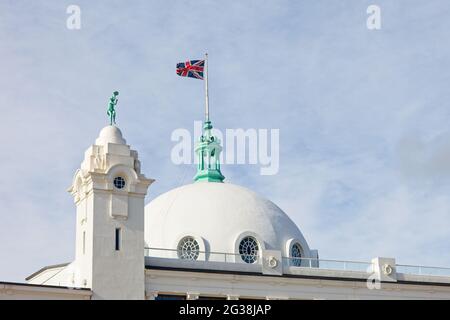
[{"left": 205, "top": 52, "right": 209, "bottom": 122}]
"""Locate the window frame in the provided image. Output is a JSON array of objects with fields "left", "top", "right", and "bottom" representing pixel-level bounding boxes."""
[
  {"left": 238, "top": 236, "right": 259, "bottom": 264},
  {"left": 113, "top": 176, "right": 126, "bottom": 189},
  {"left": 177, "top": 236, "right": 200, "bottom": 261}
]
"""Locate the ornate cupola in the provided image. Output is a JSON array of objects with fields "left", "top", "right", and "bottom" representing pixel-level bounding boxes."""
[{"left": 194, "top": 119, "right": 225, "bottom": 183}]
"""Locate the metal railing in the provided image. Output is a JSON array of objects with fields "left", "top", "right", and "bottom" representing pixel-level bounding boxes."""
[
  {"left": 145, "top": 247, "right": 373, "bottom": 273},
  {"left": 396, "top": 264, "right": 450, "bottom": 277},
  {"left": 283, "top": 257, "right": 373, "bottom": 273},
  {"left": 145, "top": 248, "right": 450, "bottom": 278},
  {"left": 145, "top": 247, "right": 254, "bottom": 263}
]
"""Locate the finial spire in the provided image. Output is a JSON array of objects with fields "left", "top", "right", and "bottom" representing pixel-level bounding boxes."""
[{"left": 107, "top": 91, "right": 119, "bottom": 125}]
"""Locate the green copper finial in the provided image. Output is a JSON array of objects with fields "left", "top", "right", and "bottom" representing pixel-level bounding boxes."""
[
  {"left": 194, "top": 120, "right": 225, "bottom": 183},
  {"left": 107, "top": 91, "right": 119, "bottom": 125}
]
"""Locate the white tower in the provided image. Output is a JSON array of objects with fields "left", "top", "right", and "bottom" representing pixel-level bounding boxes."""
[{"left": 68, "top": 125, "right": 154, "bottom": 299}]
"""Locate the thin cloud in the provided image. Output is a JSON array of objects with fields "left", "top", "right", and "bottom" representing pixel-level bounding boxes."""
[{"left": 0, "top": 0, "right": 449, "bottom": 281}]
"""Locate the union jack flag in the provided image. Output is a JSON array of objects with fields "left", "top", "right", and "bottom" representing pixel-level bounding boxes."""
[{"left": 176, "top": 60, "right": 204, "bottom": 80}]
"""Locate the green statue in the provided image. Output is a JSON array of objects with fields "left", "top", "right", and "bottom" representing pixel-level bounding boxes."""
[{"left": 107, "top": 91, "right": 119, "bottom": 125}]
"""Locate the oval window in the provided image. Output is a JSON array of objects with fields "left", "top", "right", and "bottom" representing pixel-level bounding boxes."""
[
  {"left": 239, "top": 236, "right": 259, "bottom": 264},
  {"left": 291, "top": 243, "right": 302, "bottom": 267},
  {"left": 113, "top": 176, "right": 126, "bottom": 189},
  {"left": 177, "top": 236, "right": 200, "bottom": 260}
]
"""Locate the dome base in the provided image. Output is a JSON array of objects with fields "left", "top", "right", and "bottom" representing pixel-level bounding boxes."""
[{"left": 194, "top": 169, "right": 225, "bottom": 183}]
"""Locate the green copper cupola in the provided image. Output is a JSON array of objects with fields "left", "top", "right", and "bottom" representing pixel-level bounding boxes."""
[{"left": 194, "top": 120, "right": 225, "bottom": 183}]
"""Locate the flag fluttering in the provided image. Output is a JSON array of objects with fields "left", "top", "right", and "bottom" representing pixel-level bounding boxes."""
[
  {"left": 176, "top": 54, "right": 209, "bottom": 121},
  {"left": 176, "top": 60, "right": 205, "bottom": 80}
]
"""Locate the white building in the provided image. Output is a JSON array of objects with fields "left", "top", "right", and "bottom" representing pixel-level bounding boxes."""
[{"left": 2, "top": 117, "right": 450, "bottom": 300}]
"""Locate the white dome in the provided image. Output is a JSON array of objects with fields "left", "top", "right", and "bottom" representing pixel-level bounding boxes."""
[
  {"left": 145, "top": 182, "right": 312, "bottom": 259},
  {"left": 95, "top": 125, "right": 126, "bottom": 145}
]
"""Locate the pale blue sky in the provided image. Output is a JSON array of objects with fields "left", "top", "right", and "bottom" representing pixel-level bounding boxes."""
[{"left": 1, "top": 1, "right": 450, "bottom": 282}]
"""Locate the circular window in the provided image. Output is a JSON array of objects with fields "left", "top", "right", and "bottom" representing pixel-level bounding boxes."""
[
  {"left": 113, "top": 176, "right": 126, "bottom": 189},
  {"left": 177, "top": 236, "right": 200, "bottom": 260},
  {"left": 239, "top": 236, "right": 259, "bottom": 264},
  {"left": 291, "top": 243, "right": 302, "bottom": 267}
]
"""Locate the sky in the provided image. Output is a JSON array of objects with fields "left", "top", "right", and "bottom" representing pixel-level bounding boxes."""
[{"left": 1, "top": 0, "right": 450, "bottom": 282}]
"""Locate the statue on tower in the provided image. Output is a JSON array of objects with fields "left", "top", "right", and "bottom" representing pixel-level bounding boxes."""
[{"left": 107, "top": 91, "right": 119, "bottom": 125}]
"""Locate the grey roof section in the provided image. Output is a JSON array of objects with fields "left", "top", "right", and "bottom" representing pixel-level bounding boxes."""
[{"left": 25, "top": 262, "right": 70, "bottom": 281}]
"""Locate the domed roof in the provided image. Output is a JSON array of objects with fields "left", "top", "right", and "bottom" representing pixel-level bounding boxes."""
[
  {"left": 145, "top": 182, "right": 312, "bottom": 259},
  {"left": 95, "top": 125, "right": 126, "bottom": 145}
]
